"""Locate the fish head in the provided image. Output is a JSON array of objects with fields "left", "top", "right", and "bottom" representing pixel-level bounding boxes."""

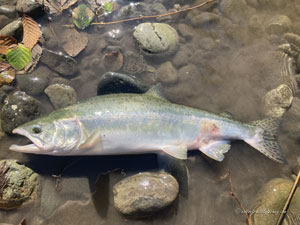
[{"left": 9, "top": 116, "right": 82, "bottom": 154}]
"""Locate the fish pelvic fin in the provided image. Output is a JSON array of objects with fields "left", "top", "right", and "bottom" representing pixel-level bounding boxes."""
[
  {"left": 162, "top": 144, "right": 188, "bottom": 160},
  {"left": 245, "top": 117, "right": 287, "bottom": 163},
  {"left": 200, "top": 140, "right": 231, "bottom": 161}
]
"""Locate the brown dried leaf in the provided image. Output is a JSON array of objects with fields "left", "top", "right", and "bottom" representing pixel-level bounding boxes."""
[
  {"left": 16, "top": 44, "right": 43, "bottom": 75},
  {"left": 61, "top": 28, "right": 88, "bottom": 57},
  {"left": 37, "top": 0, "right": 78, "bottom": 14},
  {"left": 0, "top": 35, "right": 17, "bottom": 46},
  {"left": 0, "top": 61, "right": 10, "bottom": 72},
  {"left": 0, "top": 35, "right": 17, "bottom": 55},
  {"left": 0, "top": 69, "right": 15, "bottom": 86},
  {"left": 22, "top": 15, "right": 41, "bottom": 50},
  {"left": 104, "top": 50, "right": 123, "bottom": 71}
]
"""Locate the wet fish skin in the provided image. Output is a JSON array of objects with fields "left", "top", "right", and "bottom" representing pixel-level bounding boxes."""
[{"left": 9, "top": 85, "right": 286, "bottom": 163}]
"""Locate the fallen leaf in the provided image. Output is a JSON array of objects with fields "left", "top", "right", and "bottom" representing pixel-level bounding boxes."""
[
  {"left": 0, "top": 35, "right": 17, "bottom": 55},
  {"left": 0, "top": 61, "right": 10, "bottom": 72},
  {"left": 37, "top": 0, "right": 78, "bottom": 14},
  {"left": 0, "top": 69, "right": 15, "bottom": 86},
  {"left": 104, "top": 50, "right": 123, "bottom": 71},
  {"left": 72, "top": 4, "right": 94, "bottom": 30},
  {"left": 16, "top": 44, "right": 43, "bottom": 74},
  {"left": 6, "top": 44, "right": 32, "bottom": 71},
  {"left": 61, "top": 28, "right": 88, "bottom": 57},
  {"left": 22, "top": 15, "right": 41, "bottom": 50}
]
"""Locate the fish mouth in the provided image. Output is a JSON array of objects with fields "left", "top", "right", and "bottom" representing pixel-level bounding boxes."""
[{"left": 9, "top": 128, "right": 53, "bottom": 154}]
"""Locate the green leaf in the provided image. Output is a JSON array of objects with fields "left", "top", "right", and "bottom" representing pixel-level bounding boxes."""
[
  {"left": 72, "top": 4, "right": 94, "bottom": 30},
  {"left": 103, "top": 1, "right": 114, "bottom": 13},
  {"left": 6, "top": 44, "right": 32, "bottom": 70}
]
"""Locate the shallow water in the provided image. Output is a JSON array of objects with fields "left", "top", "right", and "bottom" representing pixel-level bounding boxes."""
[{"left": 1, "top": 0, "right": 300, "bottom": 224}]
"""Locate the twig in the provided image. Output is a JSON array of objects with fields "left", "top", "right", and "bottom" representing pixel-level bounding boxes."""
[
  {"left": 275, "top": 170, "right": 300, "bottom": 225},
  {"left": 225, "top": 168, "right": 251, "bottom": 225},
  {"left": 90, "top": 0, "right": 216, "bottom": 26}
]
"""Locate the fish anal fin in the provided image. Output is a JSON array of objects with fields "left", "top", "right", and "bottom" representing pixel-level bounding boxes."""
[
  {"left": 79, "top": 131, "right": 102, "bottom": 150},
  {"left": 162, "top": 144, "right": 188, "bottom": 160},
  {"left": 200, "top": 140, "right": 231, "bottom": 161}
]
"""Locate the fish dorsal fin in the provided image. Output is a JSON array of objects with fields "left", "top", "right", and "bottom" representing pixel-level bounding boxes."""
[
  {"left": 145, "top": 83, "right": 167, "bottom": 101},
  {"left": 219, "top": 111, "right": 233, "bottom": 119},
  {"left": 200, "top": 140, "right": 231, "bottom": 161},
  {"left": 162, "top": 144, "right": 188, "bottom": 160}
]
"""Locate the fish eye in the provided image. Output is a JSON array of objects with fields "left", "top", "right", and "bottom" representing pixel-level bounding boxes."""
[{"left": 32, "top": 126, "right": 42, "bottom": 134}]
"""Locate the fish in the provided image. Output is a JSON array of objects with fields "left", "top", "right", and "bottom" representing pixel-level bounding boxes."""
[{"left": 9, "top": 84, "right": 286, "bottom": 163}]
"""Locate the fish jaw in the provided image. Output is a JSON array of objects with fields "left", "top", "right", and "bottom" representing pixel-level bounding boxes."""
[{"left": 9, "top": 128, "right": 54, "bottom": 154}]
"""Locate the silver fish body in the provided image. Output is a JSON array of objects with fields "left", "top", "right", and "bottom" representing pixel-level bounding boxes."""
[{"left": 9, "top": 85, "right": 286, "bottom": 163}]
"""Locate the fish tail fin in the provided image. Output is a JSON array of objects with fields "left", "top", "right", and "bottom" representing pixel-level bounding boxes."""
[{"left": 244, "top": 117, "right": 287, "bottom": 163}]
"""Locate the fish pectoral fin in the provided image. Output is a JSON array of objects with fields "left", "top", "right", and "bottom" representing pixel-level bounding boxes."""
[
  {"left": 79, "top": 131, "right": 102, "bottom": 150},
  {"left": 161, "top": 144, "right": 188, "bottom": 160},
  {"left": 200, "top": 140, "right": 231, "bottom": 161}
]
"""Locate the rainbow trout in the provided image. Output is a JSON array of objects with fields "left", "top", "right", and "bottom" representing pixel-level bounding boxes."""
[{"left": 9, "top": 85, "right": 286, "bottom": 163}]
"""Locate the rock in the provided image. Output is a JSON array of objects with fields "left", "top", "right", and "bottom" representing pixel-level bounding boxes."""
[
  {"left": 44, "top": 84, "right": 77, "bottom": 109},
  {"left": 0, "top": 120, "right": 5, "bottom": 140},
  {"left": 0, "top": 0, "right": 17, "bottom": 4},
  {"left": 0, "top": 91, "right": 40, "bottom": 134},
  {"left": 297, "top": 55, "right": 300, "bottom": 72},
  {"left": 187, "top": 11, "right": 220, "bottom": 27},
  {"left": 104, "top": 29, "right": 123, "bottom": 45},
  {"left": 255, "top": 0, "right": 286, "bottom": 9},
  {"left": 157, "top": 61, "right": 178, "bottom": 85},
  {"left": 122, "top": 51, "right": 149, "bottom": 75},
  {"left": 265, "top": 15, "right": 292, "bottom": 36},
  {"left": 0, "top": 160, "right": 39, "bottom": 210},
  {"left": 172, "top": 48, "right": 189, "bottom": 68},
  {"left": 178, "top": 64, "right": 201, "bottom": 82},
  {"left": 248, "top": 15, "right": 264, "bottom": 38},
  {"left": 264, "top": 84, "right": 293, "bottom": 117},
  {"left": 97, "top": 72, "right": 149, "bottom": 96},
  {"left": 103, "top": 49, "right": 123, "bottom": 72},
  {"left": 177, "top": 23, "right": 194, "bottom": 40},
  {"left": 250, "top": 178, "right": 300, "bottom": 225},
  {"left": 133, "top": 23, "right": 179, "bottom": 59},
  {"left": 0, "top": 5, "right": 17, "bottom": 18},
  {"left": 113, "top": 172, "right": 179, "bottom": 216},
  {"left": 40, "top": 48, "right": 78, "bottom": 76},
  {"left": 197, "top": 37, "right": 216, "bottom": 51},
  {"left": 16, "top": 0, "right": 40, "bottom": 14},
  {"left": 16, "top": 69, "right": 49, "bottom": 96},
  {"left": 0, "top": 85, "right": 14, "bottom": 105},
  {"left": 219, "top": 0, "right": 254, "bottom": 24},
  {"left": 0, "top": 18, "right": 22, "bottom": 36}
]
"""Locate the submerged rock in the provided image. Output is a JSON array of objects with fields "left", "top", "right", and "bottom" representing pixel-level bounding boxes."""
[
  {"left": 133, "top": 23, "right": 179, "bottom": 59},
  {"left": 0, "top": 91, "right": 40, "bottom": 134},
  {"left": 113, "top": 172, "right": 179, "bottom": 216},
  {"left": 157, "top": 61, "right": 178, "bottom": 85},
  {"left": 40, "top": 48, "right": 78, "bottom": 76},
  {"left": 44, "top": 84, "right": 77, "bottom": 109},
  {"left": 16, "top": 0, "right": 40, "bottom": 14},
  {"left": 219, "top": 0, "right": 253, "bottom": 24},
  {"left": 264, "top": 84, "right": 293, "bottom": 117},
  {"left": 97, "top": 72, "right": 149, "bottom": 95},
  {"left": 122, "top": 51, "right": 149, "bottom": 75},
  {"left": 250, "top": 178, "right": 300, "bottom": 225},
  {"left": 0, "top": 160, "right": 39, "bottom": 210},
  {"left": 0, "top": 18, "right": 22, "bottom": 36},
  {"left": 16, "top": 70, "right": 49, "bottom": 96},
  {"left": 265, "top": 15, "right": 292, "bottom": 36}
]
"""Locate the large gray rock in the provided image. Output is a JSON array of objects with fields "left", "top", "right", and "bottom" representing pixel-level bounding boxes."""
[
  {"left": 44, "top": 84, "right": 77, "bottom": 109},
  {"left": 40, "top": 48, "right": 78, "bottom": 76},
  {"left": 16, "top": 67, "right": 50, "bottom": 96},
  {"left": 0, "top": 91, "right": 40, "bottom": 134},
  {"left": 133, "top": 23, "right": 179, "bottom": 59},
  {"left": 113, "top": 172, "right": 179, "bottom": 216},
  {"left": 0, "top": 160, "right": 39, "bottom": 210},
  {"left": 250, "top": 178, "right": 300, "bottom": 225},
  {"left": 0, "top": 5, "right": 17, "bottom": 18},
  {"left": 16, "top": 0, "right": 40, "bottom": 14}
]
